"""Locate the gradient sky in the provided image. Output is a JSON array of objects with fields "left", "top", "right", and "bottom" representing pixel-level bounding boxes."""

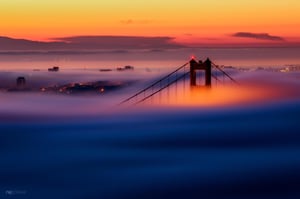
[{"left": 1, "top": 0, "right": 300, "bottom": 45}]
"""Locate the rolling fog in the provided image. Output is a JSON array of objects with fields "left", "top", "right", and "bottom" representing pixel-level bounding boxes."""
[
  {"left": 0, "top": 67, "right": 299, "bottom": 118},
  {"left": 0, "top": 51, "right": 300, "bottom": 199},
  {"left": 0, "top": 69, "right": 299, "bottom": 199}
]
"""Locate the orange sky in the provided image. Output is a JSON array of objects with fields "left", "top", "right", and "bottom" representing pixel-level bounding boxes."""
[{"left": 1, "top": 0, "right": 300, "bottom": 45}]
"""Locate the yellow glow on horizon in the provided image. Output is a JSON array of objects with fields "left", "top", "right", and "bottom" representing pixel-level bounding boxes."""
[
  {"left": 1, "top": 0, "right": 300, "bottom": 43},
  {"left": 152, "top": 83, "right": 284, "bottom": 107}
]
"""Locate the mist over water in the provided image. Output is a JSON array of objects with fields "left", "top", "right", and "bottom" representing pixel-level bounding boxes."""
[
  {"left": 1, "top": 49, "right": 300, "bottom": 199},
  {"left": 1, "top": 68, "right": 299, "bottom": 117}
]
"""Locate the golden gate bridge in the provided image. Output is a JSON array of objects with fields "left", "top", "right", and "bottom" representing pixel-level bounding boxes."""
[{"left": 119, "top": 57, "right": 238, "bottom": 106}]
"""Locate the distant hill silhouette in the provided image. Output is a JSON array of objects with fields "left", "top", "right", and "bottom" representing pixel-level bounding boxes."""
[
  {"left": 0, "top": 36, "right": 185, "bottom": 52},
  {"left": 0, "top": 36, "right": 65, "bottom": 51}
]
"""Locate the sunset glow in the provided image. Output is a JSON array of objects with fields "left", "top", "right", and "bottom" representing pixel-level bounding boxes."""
[
  {"left": 151, "top": 83, "right": 288, "bottom": 107},
  {"left": 1, "top": 0, "right": 300, "bottom": 45},
  {"left": 1, "top": 1, "right": 300, "bottom": 198}
]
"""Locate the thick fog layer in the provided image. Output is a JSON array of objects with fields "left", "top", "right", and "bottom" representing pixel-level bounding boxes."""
[
  {"left": 0, "top": 68, "right": 299, "bottom": 119},
  {"left": 0, "top": 52, "right": 300, "bottom": 199}
]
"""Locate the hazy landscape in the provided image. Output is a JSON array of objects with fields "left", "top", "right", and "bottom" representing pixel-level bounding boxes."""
[
  {"left": 1, "top": 47, "right": 300, "bottom": 199},
  {"left": 1, "top": 0, "right": 300, "bottom": 198}
]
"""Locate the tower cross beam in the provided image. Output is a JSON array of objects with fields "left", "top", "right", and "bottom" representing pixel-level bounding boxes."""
[{"left": 190, "top": 58, "right": 212, "bottom": 87}]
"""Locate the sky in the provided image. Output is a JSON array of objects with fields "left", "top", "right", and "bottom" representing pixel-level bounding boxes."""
[{"left": 1, "top": 0, "right": 300, "bottom": 46}]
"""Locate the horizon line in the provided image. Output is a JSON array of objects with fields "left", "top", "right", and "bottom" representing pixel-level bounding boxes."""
[{"left": 1, "top": 35, "right": 300, "bottom": 49}]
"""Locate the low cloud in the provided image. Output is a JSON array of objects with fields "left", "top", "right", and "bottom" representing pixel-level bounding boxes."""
[
  {"left": 232, "top": 32, "right": 285, "bottom": 41},
  {"left": 54, "top": 36, "right": 184, "bottom": 49},
  {"left": 0, "top": 35, "right": 185, "bottom": 51}
]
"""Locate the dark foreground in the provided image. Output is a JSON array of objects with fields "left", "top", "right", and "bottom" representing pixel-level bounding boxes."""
[{"left": 1, "top": 100, "right": 300, "bottom": 199}]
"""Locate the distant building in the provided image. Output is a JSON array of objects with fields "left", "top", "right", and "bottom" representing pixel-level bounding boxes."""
[
  {"left": 116, "top": 67, "right": 125, "bottom": 71},
  {"left": 99, "top": 69, "right": 112, "bottom": 72},
  {"left": 124, "top": 65, "right": 134, "bottom": 70},
  {"left": 16, "top": 77, "right": 26, "bottom": 88},
  {"left": 117, "top": 65, "right": 134, "bottom": 71},
  {"left": 48, "top": 66, "right": 59, "bottom": 72}
]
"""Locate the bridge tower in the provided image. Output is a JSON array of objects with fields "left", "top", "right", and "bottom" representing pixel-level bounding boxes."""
[{"left": 190, "top": 58, "right": 212, "bottom": 87}]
